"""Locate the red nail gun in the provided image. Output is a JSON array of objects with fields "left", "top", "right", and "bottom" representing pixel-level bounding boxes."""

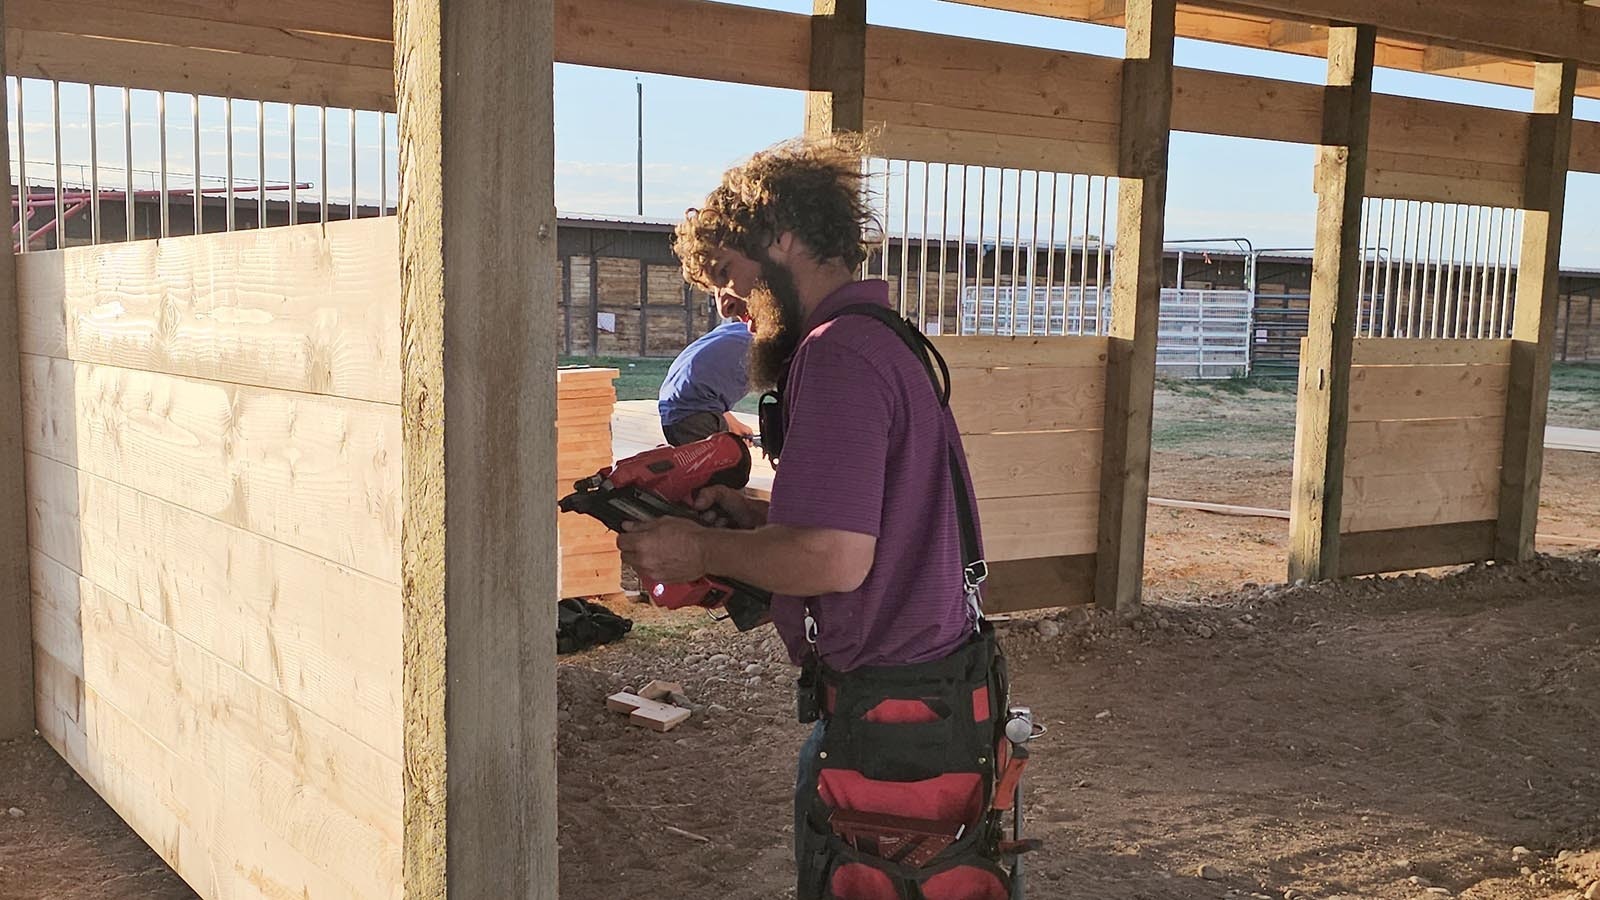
[{"left": 558, "top": 432, "right": 773, "bottom": 631}]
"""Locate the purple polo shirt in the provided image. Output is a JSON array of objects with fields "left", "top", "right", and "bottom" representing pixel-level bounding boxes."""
[{"left": 767, "top": 279, "right": 981, "bottom": 672}]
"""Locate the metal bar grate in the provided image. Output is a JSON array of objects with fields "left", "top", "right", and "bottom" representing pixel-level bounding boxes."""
[
  {"left": 7, "top": 77, "right": 398, "bottom": 249},
  {"left": 1356, "top": 198, "right": 1523, "bottom": 339}
]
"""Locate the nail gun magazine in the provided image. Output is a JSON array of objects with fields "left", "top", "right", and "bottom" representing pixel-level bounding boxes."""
[{"left": 558, "top": 432, "right": 773, "bottom": 630}]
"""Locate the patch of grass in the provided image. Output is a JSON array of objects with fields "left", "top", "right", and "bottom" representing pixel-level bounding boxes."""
[
  {"left": 622, "top": 613, "right": 704, "bottom": 648},
  {"left": 1552, "top": 362, "right": 1600, "bottom": 394},
  {"left": 1153, "top": 419, "right": 1296, "bottom": 461},
  {"left": 560, "top": 355, "right": 674, "bottom": 401},
  {"left": 1549, "top": 363, "right": 1600, "bottom": 430}
]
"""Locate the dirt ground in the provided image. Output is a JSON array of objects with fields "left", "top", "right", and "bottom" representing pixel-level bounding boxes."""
[{"left": 3, "top": 377, "right": 1598, "bottom": 900}]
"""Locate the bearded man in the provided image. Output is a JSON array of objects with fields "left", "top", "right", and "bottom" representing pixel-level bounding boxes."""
[{"left": 618, "top": 137, "right": 1020, "bottom": 900}]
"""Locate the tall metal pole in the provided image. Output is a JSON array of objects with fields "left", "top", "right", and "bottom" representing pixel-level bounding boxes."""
[{"left": 635, "top": 81, "right": 644, "bottom": 216}]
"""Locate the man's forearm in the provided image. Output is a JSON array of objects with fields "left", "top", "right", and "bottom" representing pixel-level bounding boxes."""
[{"left": 699, "top": 525, "right": 872, "bottom": 597}]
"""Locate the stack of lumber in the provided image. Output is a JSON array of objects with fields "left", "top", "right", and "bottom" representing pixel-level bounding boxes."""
[{"left": 558, "top": 367, "right": 622, "bottom": 598}]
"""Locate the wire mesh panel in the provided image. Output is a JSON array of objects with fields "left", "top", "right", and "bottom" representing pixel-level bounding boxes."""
[
  {"left": 1157, "top": 288, "right": 1253, "bottom": 378},
  {"left": 1356, "top": 198, "right": 1523, "bottom": 339},
  {"left": 7, "top": 76, "right": 399, "bottom": 251}
]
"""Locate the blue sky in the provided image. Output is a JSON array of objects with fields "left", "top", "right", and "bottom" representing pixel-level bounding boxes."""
[{"left": 554, "top": 0, "right": 1600, "bottom": 268}]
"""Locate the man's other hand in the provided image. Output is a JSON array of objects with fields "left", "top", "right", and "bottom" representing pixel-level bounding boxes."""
[
  {"left": 722, "top": 410, "right": 755, "bottom": 438},
  {"left": 693, "top": 484, "right": 768, "bottom": 530},
  {"left": 618, "top": 517, "right": 709, "bottom": 585}
]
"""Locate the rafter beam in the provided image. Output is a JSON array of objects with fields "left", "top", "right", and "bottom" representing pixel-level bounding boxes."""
[
  {"left": 1200, "top": 0, "right": 1600, "bottom": 67},
  {"left": 1267, "top": 20, "right": 1325, "bottom": 53},
  {"left": 953, "top": 0, "right": 1600, "bottom": 99}
]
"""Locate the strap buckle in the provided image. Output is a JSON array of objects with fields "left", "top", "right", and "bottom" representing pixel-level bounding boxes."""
[{"left": 963, "top": 559, "right": 988, "bottom": 592}]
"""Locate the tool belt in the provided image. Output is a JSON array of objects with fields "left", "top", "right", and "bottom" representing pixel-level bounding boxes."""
[{"left": 795, "top": 620, "right": 1031, "bottom": 900}]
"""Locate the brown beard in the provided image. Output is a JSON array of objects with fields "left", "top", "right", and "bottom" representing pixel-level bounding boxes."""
[{"left": 746, "top": 258, "right": 807, "bottom": 391}]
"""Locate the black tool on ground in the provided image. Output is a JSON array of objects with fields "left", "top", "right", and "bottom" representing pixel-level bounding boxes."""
[
  {"left": 558, "top": 432, "right": 773, "bottom": 631},
  {"left": 556, "top": 597, "right": 633, "bottom": 654}
]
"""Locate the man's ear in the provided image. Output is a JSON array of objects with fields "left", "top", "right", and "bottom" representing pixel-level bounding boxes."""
[{"left": 768, "top": 231, "right": 798, "bottom": 264}]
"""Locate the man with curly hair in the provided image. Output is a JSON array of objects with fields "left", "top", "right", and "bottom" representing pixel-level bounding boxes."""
[{"left": 619, "top": 137, "right": 1014, "bottom": 900}]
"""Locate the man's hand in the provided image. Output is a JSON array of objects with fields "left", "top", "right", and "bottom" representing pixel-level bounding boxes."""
[
  {"left": 618, "top": 517, "right": 710, "bottom": 585},
  {"left": 693, "top": 484, "right": 768, "bottom": 530}
]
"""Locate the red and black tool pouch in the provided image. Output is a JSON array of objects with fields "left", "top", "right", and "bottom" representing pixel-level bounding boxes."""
[{"left": 796, "top": 621, "right": 1020, "bottom": 900}]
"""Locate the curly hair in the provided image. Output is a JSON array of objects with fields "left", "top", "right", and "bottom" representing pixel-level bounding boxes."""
[{"left": 674, "top": 134, "right": 879, "bottom": 291}]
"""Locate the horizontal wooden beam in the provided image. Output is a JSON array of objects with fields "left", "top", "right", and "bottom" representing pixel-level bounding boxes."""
[
  {"left": 1350, "top": 338, "right": 1512, "bottom": 367},
  {"left": 9, "top": 0, "right": 393, "bottom": 68},
  {"left": 554, "top": 0, "right": 811, "bottom": 91},
  {"left": 982, "top": 552, "right": 1096, "bottom": 612},
  {"left": 1337, "top": 520, "right": 1497, "bottom": 577},
  {"left": 866, "top": 26, "right": 1122, "bottom": 124},
  {"left": 7, "top": 29, "right": 394, "bottom": 111},
  {"left": 19, "top": 0, "right": 392, "bottom": 42}
]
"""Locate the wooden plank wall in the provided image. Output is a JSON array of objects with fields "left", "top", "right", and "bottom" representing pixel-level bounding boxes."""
[
  {"left": 864, "top": 27, "right": 1122, "bottom": 175},
  {"left": 16, "top": 218, "right": 404, "bottom": 899},
  {"left": 564, "top": 256, "right": 710, "bottom": 357},
  {"left": 1337, "top": 338, "right": 1512, "bottom": 577},
  {"left": 932, "top": 335, "right": 1107, "bottom": 611},
  {"left": 1557, "top": 294, "right": 1598, "bottom": 361}
]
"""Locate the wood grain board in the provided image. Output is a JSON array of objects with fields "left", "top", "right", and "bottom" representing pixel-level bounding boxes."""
[
  {"left": 948, "top": 364, "right": 1107, "bottom": 434},
  {"left": 558, "top": 368, "right": 621, "bottom": 598},
  {"left": 16, "top": 219, "right": 402, "bottom": 404},
  {"left": 1342, "top": 343, "right": 1511, "bottom": 537},
  {"left": 1347, "top": 363, "right": 1509, "bottom": 422},
  {"left": 13, "top": 216, "right": 409, "bottom": 898},
  {"left": 963, "top": 430, "right": 1103, "bottom": 500},
  {"left": 27, "top": 566, "right": 403, "bottom": 899},
  {"left": 25, "top": 452, "right": 402, "bottom": 758},
  {"left": 1338, "top": 520, "right": 1498, "bottom": 578},
  {"left": 20, "top": 354, "right": 403, "bottom": 583}
]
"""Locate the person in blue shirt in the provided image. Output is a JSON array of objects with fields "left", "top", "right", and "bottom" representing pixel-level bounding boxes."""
[{"left": 657, "top": 294, "right": 754, "bottom": 445}]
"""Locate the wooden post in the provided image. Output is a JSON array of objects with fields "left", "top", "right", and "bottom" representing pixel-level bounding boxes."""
[
  {"left": 562, "top": 254, "right": 574, "bottom": 356},
  {"left": 0, "top": 1, "right": 33, "bottom": 740},
  {"left": 1497, "top": 61, "right": 1577, "bottom": 562},
  {"left": 1094, "top": 0, "right": 1176, "bottom": 615},
  {"left": 806, "top": 0, "right": 866, "bottom": 137},
  {"left": 639, "top": 259, "right": 650, "bottom": 356},
  {"left": 1287, "top": 25, "right": 1376, "bottom": 583},
  {"left": 396, "top": 0, "right": 559, "bottom": 896},
  {"left": 588, "top": 251, "right": 600, "bottom": 357},
  {"left": 683, "top": 282, "right": 694, "bottom": 344}
]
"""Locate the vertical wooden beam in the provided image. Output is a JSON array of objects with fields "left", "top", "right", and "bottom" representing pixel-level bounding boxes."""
[
  {"left": 1094, "top": 0, "right": 1176, "bottom": 615},
  {"left": 1288, "top": 24, "right": 1376, "bottom": 583},
  {"left": 639, "top": 259, "right": 650, "bottom": 356},
  {"left": 1497, "top": 61, "right": 1577, "bottom": 562},
  {"left": 1561, "top": 293, "right": 1574, "bottom": 358},
  {"left": 562, "top": 254, "right": 573, "bottom": 356},
  {"left": 396, "top": 0, "right": 559, "bottom": 896},
  {"left": 0, "top": 0, "right": 34, "bottom": 741},
  {"left": 806, "top": 0, "right": 866, "bottom": 137},
  {"left": 682, "top": 282, "right": 694, "bottom": 344},
  {"left": 588, "top": 251, "right": 600, "bottom": 357}
]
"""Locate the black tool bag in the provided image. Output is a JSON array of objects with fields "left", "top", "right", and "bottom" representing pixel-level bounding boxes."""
[
  {"left": 795, "top": 622, "right": 1018, "bottom": 900},
  {"left": 556, "top": 598, "right": 633, "bottom": 654}
]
